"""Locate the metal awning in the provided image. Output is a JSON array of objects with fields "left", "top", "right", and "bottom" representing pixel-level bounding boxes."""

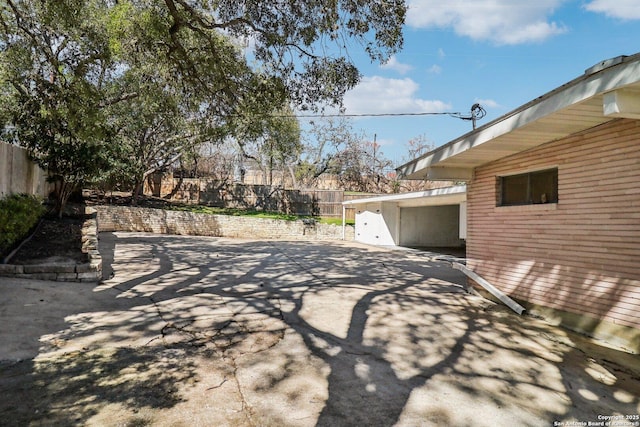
[{"left": 397, "top": 54, "right": 640, "bottom": 181}]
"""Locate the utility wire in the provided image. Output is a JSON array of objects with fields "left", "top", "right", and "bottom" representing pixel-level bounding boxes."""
[
  {"left": 291, "top": 111, "right": 459, "bottom": 118},
  {"left": 270, "top": 105, "right": 486, "bottom": 121}
]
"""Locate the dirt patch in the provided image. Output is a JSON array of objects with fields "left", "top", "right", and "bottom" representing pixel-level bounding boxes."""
[
  {"left": 5, "top": 192, "right": 182, "bottom": 266},
  {"left": 8, "top": 215, "right": 87, "bottom": 265},
  {"left": 84, "top": 191, "right": 180, "bottom": 210}
]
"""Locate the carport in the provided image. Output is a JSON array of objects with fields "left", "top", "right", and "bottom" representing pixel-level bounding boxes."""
[{"left": 341, "top": 185, "right": 466, "bottom": 249}]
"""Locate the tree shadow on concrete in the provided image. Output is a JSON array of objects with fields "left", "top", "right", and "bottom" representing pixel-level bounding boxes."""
[
  {"left": 142, "top": 236, "right": 640, "bottom": 422},
  {"left": 2, "top": 233, "right": 638, "bottom": 426},
  {"left": 0, "top": 346, "right": 197, "bottom": 426},
  {"left": 97, "top": 234, "right": 640, "bottom": 425}
]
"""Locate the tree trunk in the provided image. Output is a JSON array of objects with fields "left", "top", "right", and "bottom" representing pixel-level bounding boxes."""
[
  {"left": 287, "top": 164, "right": 298, "bottom": 189},
  {"left": 51, "top": 178, "right": 75, "bottom": 218},
  {"left": 131, "top": 179, "right": 143, "bottom": 206}
]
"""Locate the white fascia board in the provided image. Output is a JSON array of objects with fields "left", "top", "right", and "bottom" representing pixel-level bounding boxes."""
[{"left": 342, "top": 185, "right": 466, "bottom": 206}]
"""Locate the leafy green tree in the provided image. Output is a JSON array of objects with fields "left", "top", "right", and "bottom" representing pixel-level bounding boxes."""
[
  {"left": 153, "top": 0, "right": 406, "bottom": 108},
  {"left": 104, "top": 69, "right": 205, "bottom": 201},
  {"left": 0, "top": 0, "right": 406, "bottom": 212},
  {"left": 0, "top": 1, "right": 116, "bottom": 214}
]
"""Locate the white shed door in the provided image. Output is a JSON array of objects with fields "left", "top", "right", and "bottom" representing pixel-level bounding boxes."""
[{"left": 355, "top": 208, "right": 383, "bottom": 245}]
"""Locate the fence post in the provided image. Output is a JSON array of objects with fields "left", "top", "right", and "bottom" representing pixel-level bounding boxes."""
[{"left": 341, "top": 205, "right": 346, "bottom": 240}]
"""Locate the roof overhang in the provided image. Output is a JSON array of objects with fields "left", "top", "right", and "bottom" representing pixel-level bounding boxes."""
[
  {"left": 397, "top": 54, "right": 640, "bottom": 181},
  {"left": 342, "top": 185, "right": 466, "bottom": 208}
]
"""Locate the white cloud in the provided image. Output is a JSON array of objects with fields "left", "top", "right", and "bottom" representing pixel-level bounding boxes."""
[
  {"left": 474, "top": 98, "right": 501, "bottom": 109},
  {"left": 380, "top": 55, "right": 414, "bottom": 74},
  {"left": 406, "top": 0, "right": 568, "bottom": 45},
  {"left": 343, "top": 76, "right": 451, "bottom": 115},
  {"left": 584, "top": 0, "right": 640, "bottom": 20},
  {"left": 373, "top": 137, "right": 396, "bottom": 147},
  {"left": 427, "top": 64, "right": 442, "bottom": 74}
]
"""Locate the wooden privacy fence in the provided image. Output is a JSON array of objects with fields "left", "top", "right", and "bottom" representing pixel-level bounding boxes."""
[{"left": 145, "top": 176, "right": 379, "bottom": 219}]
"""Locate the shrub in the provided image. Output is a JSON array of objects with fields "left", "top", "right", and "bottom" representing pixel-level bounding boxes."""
[{"left": 0, "top": 194, "right": 46, "bottom": 256}]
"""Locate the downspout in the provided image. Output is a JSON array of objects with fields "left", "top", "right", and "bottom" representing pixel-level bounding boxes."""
[{"left": 452, "top": 262, "right": 526, "bottom": 315}]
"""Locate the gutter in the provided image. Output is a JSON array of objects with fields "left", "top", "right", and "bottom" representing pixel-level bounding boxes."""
[{"left": 452, "top": 262, "right": 526, "bottom": 315}]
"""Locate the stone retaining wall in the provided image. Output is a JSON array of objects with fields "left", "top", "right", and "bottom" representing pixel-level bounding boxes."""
[
  {"left": 96, "top": 205, "right": 355, "bottom": 241},
  {"left": 0, "top": 208, "right": 102, "bottom": 282}
]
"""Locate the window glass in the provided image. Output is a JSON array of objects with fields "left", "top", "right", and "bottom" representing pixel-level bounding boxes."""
[
  {"left": 530, "top": 169, "right": 558, "bottom": 204},
  {"left": 499, "top": 168, "right": 558, "bottom": 206},
  {"left": 501, "top": 174, "right": 528, "bottom": 205}
]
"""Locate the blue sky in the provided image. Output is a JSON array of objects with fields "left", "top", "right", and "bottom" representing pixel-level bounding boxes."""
[{"left": 302, "top": 0, "right": 640, "bottom": 166}]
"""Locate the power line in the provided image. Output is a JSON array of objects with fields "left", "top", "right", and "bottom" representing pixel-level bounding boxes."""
[
  {"left": 275, "top": 104, "right": 487, "bottom": 121},
  {"left": 292, "top": 111, "right": 459, "bottom": 118},
  {"left": 269, "top": 111, "right": 488, "bottom": 120}
]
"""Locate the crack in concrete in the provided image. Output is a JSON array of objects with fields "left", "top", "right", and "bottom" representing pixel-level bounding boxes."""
[
  {"left": 139, "top": 292, "right": 288, "bottom": 424},
  {"left": 119, "top": 267, "right": 291, "bottom": 425},
  {"left": 206, "top": 377, "right": 228, "bottom": 391},
  {"left": 226, "top": 354, "right": 256, "bottom": 427}
]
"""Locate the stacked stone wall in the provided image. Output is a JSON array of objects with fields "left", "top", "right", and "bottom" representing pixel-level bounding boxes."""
[{"left": 96, "top": 205, "right": 354, "bottom": 241}]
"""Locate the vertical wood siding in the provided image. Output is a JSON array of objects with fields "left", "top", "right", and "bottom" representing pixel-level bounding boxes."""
[{"left": 467, "top": 119, "right": 640, "bottom": 329}]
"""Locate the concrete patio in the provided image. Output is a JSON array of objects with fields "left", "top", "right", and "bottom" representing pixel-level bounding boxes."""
[{"left": 0, "top": 232, "right": 638, "bottom": 426}]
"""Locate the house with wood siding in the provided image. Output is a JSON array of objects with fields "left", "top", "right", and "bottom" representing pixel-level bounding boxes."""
[{"left": 398, "top": 54, "right": 640, "bottom": 353}]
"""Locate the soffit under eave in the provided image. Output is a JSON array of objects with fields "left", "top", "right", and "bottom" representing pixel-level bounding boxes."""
[{"left": 425, "top": 97, "right": 613, "bottom": 171}]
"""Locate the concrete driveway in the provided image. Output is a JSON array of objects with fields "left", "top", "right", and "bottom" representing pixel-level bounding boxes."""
[{"left": 0, "top": 232, "right": 638, "bottom": 426}]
